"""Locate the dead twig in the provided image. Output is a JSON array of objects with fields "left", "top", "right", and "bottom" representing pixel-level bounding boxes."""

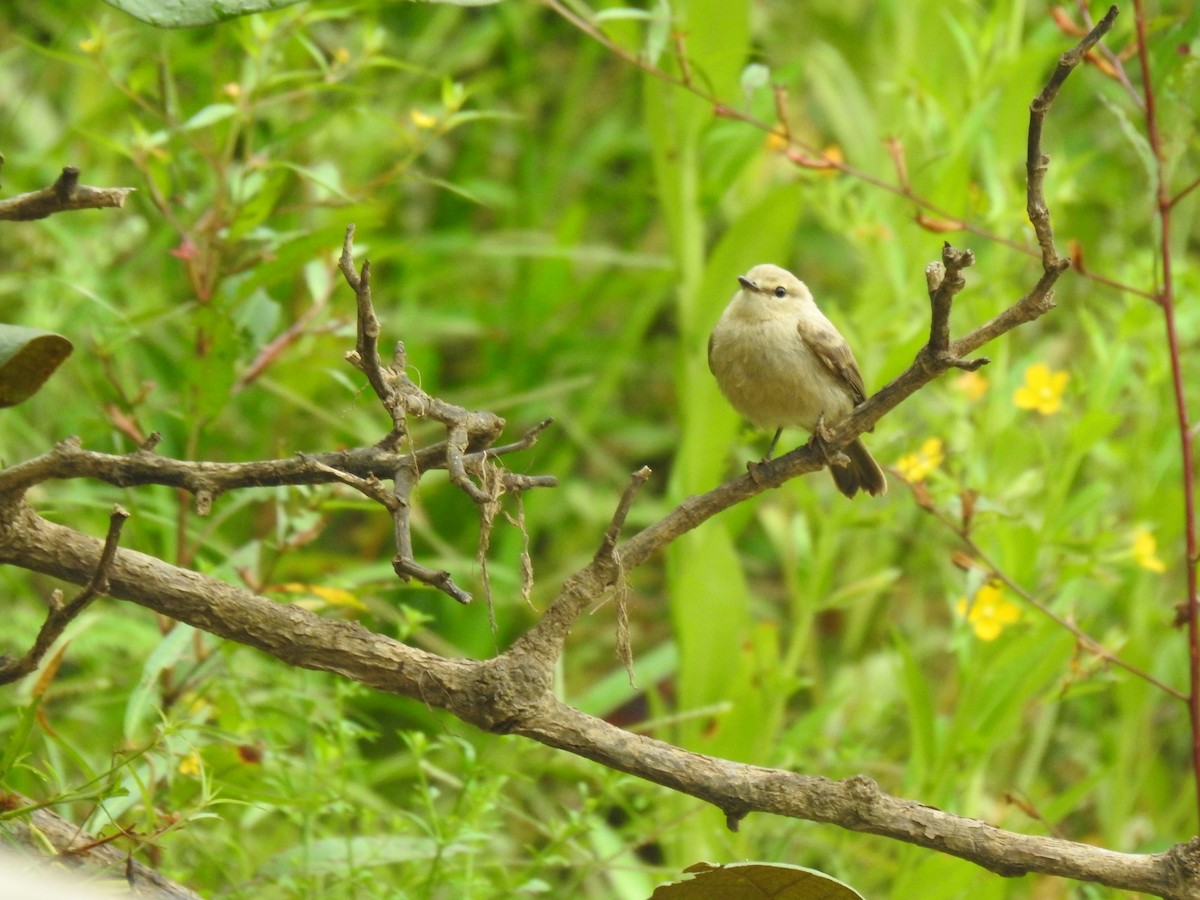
[
  {"left": 0, "top": 167, "right": 134, "bottom": 221},
  {"left": 0, "top": 505, "right": 129, "bottom": 685}
]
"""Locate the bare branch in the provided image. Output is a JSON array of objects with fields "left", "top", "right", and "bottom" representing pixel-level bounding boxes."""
[
  {"left": 515, "top": 699, "right": 1197, "bottom": 897},
  {"left": 1028, "top": 5, "right": 1118, "bottom": 271},
  {"left": 0, "top": 167, "right": 134, "bottom": 221},
  {"left": 0, "top": 505, "right": 128, "bottom": 685},
  {"left": 339, "top": 227, "right": 408, "bottom": 435},
  {"left": 598, "top": 466, "right": 652, "bottom": 569},
  {"left": 391, "top": 462, "right": 472, "bottom": 604},
  {"left": 926, "top": 243, "right": 978, "bottom": 360},
  {"left": 0, "top": 436, "right": 554, "bottom": 509},
  {"left": 599, "top": 467, "right": 652, "bottom": 685},
  {"left": 334, "top": 227, "right": 538, "bottom": 595},
  {"left": 3, "top": 498, "right": 1197, "bottom": 897}
]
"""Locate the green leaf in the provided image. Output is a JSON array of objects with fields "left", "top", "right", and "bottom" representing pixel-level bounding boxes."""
[
  {"left": 0, "top": 698, "right": 42, "bottom": 781},
  {"left": 226, "top": 167, "right": 292, "bottom": 241},
  {"left": 123, "top": 624, "right": 196, "bottom": 740},
  {"left": 0, "top": 325, "right": 73, "bottom": 408},
  {"left": 181, "top": 103, "right": 238, "bottom": 131},
  {"left": 651, "top": 861, "right": 865, "bottom": 899},
  {"left": 263, "top": 836, "right": 471, "bottom": 877}
]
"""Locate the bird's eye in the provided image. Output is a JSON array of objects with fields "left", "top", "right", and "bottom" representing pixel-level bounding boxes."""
[{"left": 773, "top": 286, "right": 787, "bottom": 298}]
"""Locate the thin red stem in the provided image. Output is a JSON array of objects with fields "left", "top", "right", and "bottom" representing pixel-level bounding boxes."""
[{"left": 1132, "top": 0, "right": 1200, "bottom": 822}]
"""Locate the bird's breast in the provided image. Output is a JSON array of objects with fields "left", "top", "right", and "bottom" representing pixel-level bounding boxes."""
[{"left": 709, "top": 313, "right": 854, "bottom": 431}]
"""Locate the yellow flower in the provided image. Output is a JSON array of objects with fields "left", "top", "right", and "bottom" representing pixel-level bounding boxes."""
[
  {"left": 765, "top": 127, "right": 789, "bottom": 152},
  {"left": 1013, "top": 363, "right": 1069, "bottom": 415},
  {"left": 955, "top": 370, "right": 989, "bottom": 401},
  {"left": 1132, "top": 529, "right": 1166, "bottom": 573},
  {"left": 79, "top": 36, "right": 102, "bottom": 54},
  {"left": 896, "top": 437, "right": 945, "bottom": 483},
  {"left": 956, "top": 582, "right": 1019, "bottom": 641},
  {"left": 178, "top": 752, "right": 202, "bottom": 777},
  {"left": 410, "top": 109, "right": 438, "bottom": 129}
]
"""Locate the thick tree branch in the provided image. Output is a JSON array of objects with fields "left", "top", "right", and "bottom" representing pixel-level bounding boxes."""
[
  {"left": 515, "top": 699, "right": 1200, "bottom": 898},
  {"left": 3, "top": 496, "right": 1198, "bottom": 897}
]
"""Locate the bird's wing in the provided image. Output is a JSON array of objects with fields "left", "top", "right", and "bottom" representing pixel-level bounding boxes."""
[{"left": 796, "top": 317, "right": 868, "bottom": 404}]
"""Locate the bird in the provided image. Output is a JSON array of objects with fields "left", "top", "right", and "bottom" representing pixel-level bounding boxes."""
[{"left": 707, "top": 263, "right": 887, "bottom": 498}]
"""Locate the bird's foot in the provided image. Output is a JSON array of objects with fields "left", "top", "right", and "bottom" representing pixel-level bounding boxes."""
[
  {"left": 746, "top": 456, "right": 771, "bottom": 485},
  {"left": 808, "top": 415, "right": 849, "bottom": 470}
]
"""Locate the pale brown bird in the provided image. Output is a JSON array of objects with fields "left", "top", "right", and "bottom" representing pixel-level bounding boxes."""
[{"left": 708, "top": 263, "right": 887, "bottom": 498}]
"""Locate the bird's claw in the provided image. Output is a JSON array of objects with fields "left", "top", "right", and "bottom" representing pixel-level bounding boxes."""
[
  {"left": 746, "top": 457, "right": 771, "bottom": 485},
  {"left": 808, "top": 414, "right": 849, "bottom": 470}
]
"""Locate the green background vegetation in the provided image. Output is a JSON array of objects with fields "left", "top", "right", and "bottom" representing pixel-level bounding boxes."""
[{"left": 2, "top": 0, "right": 1198, "bottom": 896}]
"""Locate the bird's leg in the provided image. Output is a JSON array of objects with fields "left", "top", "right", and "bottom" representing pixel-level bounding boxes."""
[
  {"left": 745, "top": 428, "right": 784, "bottom": 484},
  {"left": 764, "top": 427, "right": 783, "bottom": 460}
]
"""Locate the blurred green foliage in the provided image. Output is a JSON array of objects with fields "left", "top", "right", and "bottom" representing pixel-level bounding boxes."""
[{"left": 1, "top": 0, "right": 1198, "bottom": 897}]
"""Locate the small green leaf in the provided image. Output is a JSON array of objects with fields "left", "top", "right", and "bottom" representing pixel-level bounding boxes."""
[
  {"left": 594, "top": 8, "right": 656, "bottom": 22},
  {"left": 0, "top": 697, "right": 43, "bottom": 780},
  {"left": 0, "top": 325, "right": 73, "bottom": 408},
  {"left": 181, "top": 103, "right": 238, "bottom": 131}
]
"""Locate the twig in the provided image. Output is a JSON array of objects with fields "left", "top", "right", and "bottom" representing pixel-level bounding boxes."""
[
  {"left": 1073, "top": 1, "right": 1143, "bottom": 109},
  {"left": 596, "top": 466, "right": 652, "bottom": 569},
  {"left": 303, "top": 454, "right": 474, "bottom": 605},
  {"left": 334, "top": 226, "right": 555, "bottom": 601},
  {"left": 0, "top": 505, "right": 128, "bottom": 685},
  {"left": 0, "top": 438, "right": 549, "bottom": 502},
  {"left": 392, "top": 463, "right": 472, "bottom": 605},
  {"left": 1028, "top": 6, "right": 1116, "bottom": 271},
  {"left": 1169, "top": 174, "right": 1200, "bottom": 210},
  {"left": 0, "top": 167, "right": 134, "bottom": 221},
  {"left": 923, "top": 243, "right": 984, "bottom": 369},
  {"left": 600, "top": 467, "right": 652, "bottom": 685},
  {"left": 339, "top": 226, "right": 408, "bottom": 435}
]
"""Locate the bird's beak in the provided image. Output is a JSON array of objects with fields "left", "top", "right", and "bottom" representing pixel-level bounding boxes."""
[{"left": 737, "top": 276, "right": 756, "bottom": 292}]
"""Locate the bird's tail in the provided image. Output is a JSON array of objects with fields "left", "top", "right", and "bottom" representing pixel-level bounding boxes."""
[{"left": 830, "top": 438, "right": 887, "bottom": 498}]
